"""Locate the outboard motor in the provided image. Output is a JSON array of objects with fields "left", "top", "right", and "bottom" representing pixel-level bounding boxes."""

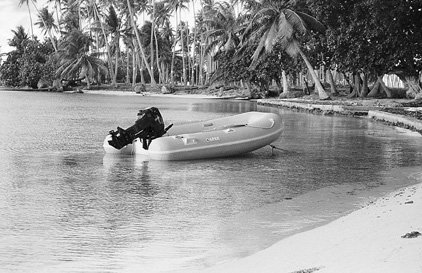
[{"left": 108, "top": 107, "right": 171, "bottom": 150}]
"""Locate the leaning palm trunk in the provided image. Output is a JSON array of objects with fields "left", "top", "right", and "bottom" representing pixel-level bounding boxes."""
[
  {"left": 296, "top": 46, "right": 330, "bottom": 100},
  {"left": 367, "top": 75, "right": 392, "bottom": 98},
  {"left": 126, "top": 0, "right": 156, "bottom": 85},
  {"left": 403, "top": 75, "right": 422, "bottom": 99}
]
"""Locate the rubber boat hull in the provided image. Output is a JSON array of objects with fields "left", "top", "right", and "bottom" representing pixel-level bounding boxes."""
[{"left": 103, "top": 111, "right": 282, "bottom": 160}]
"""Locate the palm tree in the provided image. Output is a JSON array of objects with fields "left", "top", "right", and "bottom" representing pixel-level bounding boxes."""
[
  {"left": 47, "top": 0, "right": 63, "bottom": 33},
  {"left": 149, "top": 1, "right": 170, "bottom": 84},
  {"left": 160, "top": 20, "right": 175, "bottom": 83},
  {"left": 8, "top": 26, "right": 30, "bottom": 52},
  {"left": 166, "top": 0, "right": 189, "bottom": 85},
  {"left": 126, "top": 0, "right": 156, "bottom": 85},
  {"left": 35, "top": 7, "right": 59, "bottom": 51},
  {"left": 204, "top": 2, "right": 240, "bottom": 57},
  {"left": 105, "top": 5, "right": 123, "bottom": 87},
  {"left": 243, "top": 0, "right": 330, "bottom": 100},
  {"left": 86, "top": 1, "right": 117, "bottom": 84},
  {"left": 18, "top": 0, "right": 35, "bottom": 39},
  {"left": 56, "top": 29, "right": 108, "bottom": 89},
  {"left": 59, "top": 2, "right": 80, "bottom": 33}
]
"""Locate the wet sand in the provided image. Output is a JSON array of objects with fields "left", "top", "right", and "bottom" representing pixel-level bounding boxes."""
[{"left": 203, "top": 181, "right": 422, "bottom": 273}]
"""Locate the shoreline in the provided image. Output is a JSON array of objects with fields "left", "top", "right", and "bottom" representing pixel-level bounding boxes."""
[
  {"left": 199, "top": 98, "right": 422, "bottom": 272},
  {"left": 84, "top": 89, "right": 422, "bottom": 134},
  {"left": 202, "top": 181, "right": 422, "bottom": 273},
  {"left": 257, "top": 98, "right": 422, "bottom": 134}
]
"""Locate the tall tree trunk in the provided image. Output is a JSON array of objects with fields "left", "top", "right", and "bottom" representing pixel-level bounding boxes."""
[
  {"left": 296, "top": 45, "right": 330, "bottom": 100},
  {"left": 92, "top": 4, "right": 115, "bottom": 83},
  {"left": 126, "top": 0, "right": 156, "bottom": 85},
  {"left": 327, "top": 69, "right": 338, "bottom": 95},
  {"left": 180, "top": 12, "right": 187, "bottom": 86},
  {"left": 113, "top": 44, "right": 119, "bottom": 87},
  {"left": 279, "top": 70, "right": 290, "bottom": 98},
  {"left": 26, "top": 4, "right": 34, "bottom": 39},
  {"left": 199, "top": 40, "right": 204, "bottom": 85},
  {"left": 360, "top": 72, "right": 369, "bottom": 98},
  {"left": 170, "top": 7, "right": 178, "bottom": 85},
  {"left": 54, "top": 2, "right": 61, "bottom": 34},
  {"left": 348, "top": 72, "right": 360, "bottom": 98},
  {"left": 150, "top": 0, "right": 155, "bottom": 82},
  {"left": 132, "top": 47, "right": 137, "bottom": 86},
  {"left": 139, "top": 55, "right": 145, "bottom": 84},
  {"left": 154, "top": 30, "right": 162, "bottom": 84},
  {"left": 126, "top": 50, "right": 130, "bottom": 84},
  {"left": 191, "top": 0, "right": 197, "bottom": 86},
  {"left": 170, "top": 47, "right": 176, "bottom": 85}
]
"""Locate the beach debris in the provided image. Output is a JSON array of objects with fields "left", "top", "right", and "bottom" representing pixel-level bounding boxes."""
[
  {"left": 161, "top": 85, "right": 175, "bottom": 94},
  {"left": 401, "top": 231, "right": 421, "bottom": 238},
  {"left": 134, "top": 84, "right": 146, "bottom": 94},
  {"left": 291, "top": 267, "right": 322, "bottom": 273}
]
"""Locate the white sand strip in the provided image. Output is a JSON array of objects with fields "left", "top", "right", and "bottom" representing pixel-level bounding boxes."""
[
  {"left": 83, "top": 90, "right": 218, "bottom": 99},
  {"left": 203, "top": 182, "right": 422, "bottom": 273}
]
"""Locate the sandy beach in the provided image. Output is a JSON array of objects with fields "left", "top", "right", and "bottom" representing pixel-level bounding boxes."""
[
  {"left": 83, "top": 89, "right": 220, "bottom": 99},
  {"left": 203, "top": 181, "right": 422, "bottom": 273}
]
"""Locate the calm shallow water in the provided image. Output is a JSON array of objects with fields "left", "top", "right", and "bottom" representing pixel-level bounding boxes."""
[{"left": 0, "top": 91, "right": 421, "bottom": 273}]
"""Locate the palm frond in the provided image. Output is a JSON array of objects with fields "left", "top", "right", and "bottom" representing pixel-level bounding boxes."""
[
  {"left": 295, "top": 11, "right": 326, "bottom": 34},
  {"left": 276, "top": 12, "right": 294, "bottom": 45},
  {"left": 264, "top": 19, "right": 279, "bottom": 52},
  {"left": 285, "top": 39, "right": 299, "bottom": 57},
  {"left": 284, "top": 9, "right": 307, "bottom": 37},
  {"left": 251, "top": 31, "right": 268, "bottom": 64}
]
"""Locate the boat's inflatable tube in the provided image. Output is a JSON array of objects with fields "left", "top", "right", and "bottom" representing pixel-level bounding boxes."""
[{"left": 103, "top": 111, "right": 282, "bottom": 160}]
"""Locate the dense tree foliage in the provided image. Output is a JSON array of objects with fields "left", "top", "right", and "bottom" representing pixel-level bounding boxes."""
[
  {"left": 0, "top": 27, "right": 55, "bottom": 88},
  {"left": 0, "top": 0, "right": 421, "bottom": 98},
  {"left": 308, "top": 0, "right": 422, "bottom": 98}
]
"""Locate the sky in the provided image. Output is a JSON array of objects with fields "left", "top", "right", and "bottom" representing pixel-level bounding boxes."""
[
  {"left": 0, "top": 0, "right": 48, "bottom": 54},
  {"left": 0, "top": 0, "right": 200, "bottom": 55}
]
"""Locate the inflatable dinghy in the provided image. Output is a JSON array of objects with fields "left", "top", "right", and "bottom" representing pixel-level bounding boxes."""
[{"left": 104, "top": 109, "right": 282, "bottom": 161}]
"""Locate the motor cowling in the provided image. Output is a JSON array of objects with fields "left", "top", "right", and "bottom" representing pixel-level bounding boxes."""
[{"left": 108, "top": 107, "right": 167, "bottom": 150}]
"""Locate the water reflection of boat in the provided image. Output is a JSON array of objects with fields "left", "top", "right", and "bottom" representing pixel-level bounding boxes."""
[{"left": 104, "top": 111, "right": 282, "bottom": 161}]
